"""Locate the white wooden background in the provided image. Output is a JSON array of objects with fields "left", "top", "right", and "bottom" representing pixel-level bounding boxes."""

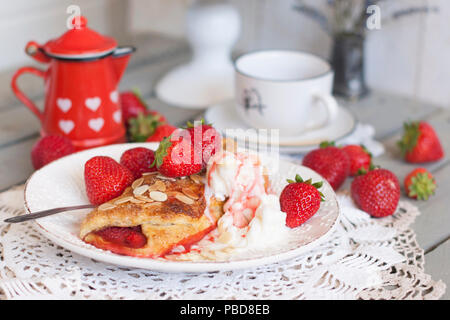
[{"left": 1, "top": 0, "right": 449, "bottom": 108}]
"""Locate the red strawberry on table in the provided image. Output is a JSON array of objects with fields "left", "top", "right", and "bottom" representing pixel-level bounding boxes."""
[
  {"left": 342, "top": 144, "right": 372, "bottom": 176},
  {"left": 152, "top": 129, "right": 203, "bottom": 178},
  {"left": 302, "top": 141, "right": 350, "bottom": 190},
  {"left": 120, "top": 91, "right": 147, "bottom": 125},
  {"left": 279, "top": 174, "right": 324, "bottom": 228},
  {"left": 121, "top": 90, "right": 167, "bottom": 126},
  {"left": 397, "top": 121, "right": 444, "bottom": 163},
  {"left": 404, "top": 167, "right": 436, "bottom": 201},
  {"left": 128, "top": 112, "right": 170, "bottom": 142},
  {"left": 185, "top": 119, "right": 222, "bottom": 168},
  {"left": 119, "top": 147, "right": 157, "bottom": 180},
  {"left": 31, "top": 135, "right": 75, "bottom": 170},
  {"left": 351, "top": 168, "right": 400, "bottom": 218},
  {"left": 84, "top": 156, "right": 134, "bottom": 205},
  {"left": 146, "top": 123, "right": 177, "bottom": 142}
]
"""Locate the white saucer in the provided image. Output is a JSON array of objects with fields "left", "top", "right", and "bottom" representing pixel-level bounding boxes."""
[
  {"left": 154, "top": 64, "right": 234, "bottom": 109},
  {"left": 205, "top": 100, "right": 357, "bottom": 152}
]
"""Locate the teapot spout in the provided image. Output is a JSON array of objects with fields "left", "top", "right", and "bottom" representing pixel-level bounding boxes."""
[{"left": 111, "top": 46, "right": 136, "bottom": 83}]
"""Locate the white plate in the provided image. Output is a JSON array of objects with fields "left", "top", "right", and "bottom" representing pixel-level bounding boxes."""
[
  {"left": 205, "top": 100, "right": 357, "bottom": 147},
  {"left": 24, "top": 143, "right": 340, "bottom": 273}
]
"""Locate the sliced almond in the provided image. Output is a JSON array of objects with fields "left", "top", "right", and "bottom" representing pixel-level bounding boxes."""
[
  {"left": 148, "top": 180, "right": 166, "bottom": 192},
  {"left": 181, "top": 187, "right": 199, "bottom": 200},
  {"left": 135, "top": 195, "right": 154, "bottom": 203},
  {"left": 98, "top": 202, "right": 116, "bottom": 211},
  {"left": 156, "top": 175, "right": 176, "bottom": 182},
  {"left": 142, "top": 171, "right": 158, "bottom": 176},
  {"left": 149, "top": 191, "right": 168, "bottom": 202},
  {"left": 114, "top": 196, "right": 134, "bottom": 205},
  {"left": 189, "top": 174, "right": 203, "bottom": 184},
  {"left": 129, "top": 198, "right": 145, "bottom": 204},
  {"left": 175, "top": 193, "right": 195, "bottom": 205},
  {"left": 156, "top": 181, "right": 166, "bottom": 192},
  {"left": 133, "top": 184, "right": 149, "bottom": 196},
  {"left": 164, "top": 191, "right": 180, "bottom": 197},
  {"left": 131, "top": 177, "right": 144, "bottom": 189}
]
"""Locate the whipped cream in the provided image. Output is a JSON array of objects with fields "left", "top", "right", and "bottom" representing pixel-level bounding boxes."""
[
  {"left": 166, "top": 150, "right": 291, "bottom": 261},
  {"left": 206, "top": 151, "right": 289, "bottom": 252}
]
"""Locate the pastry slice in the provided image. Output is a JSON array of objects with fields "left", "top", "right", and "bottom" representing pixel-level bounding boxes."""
[{"left": 80, "top": 172, "right": 224, "bottom": 258}]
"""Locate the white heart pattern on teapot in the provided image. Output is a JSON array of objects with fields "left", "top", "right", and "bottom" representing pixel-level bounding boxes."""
[
  {"left": 88, "top": 118, "right": 104, "bottom": 132},
  {"left": 85, "top": 97, "right": 101, "bottom": 112},
  {"left": 56, "top": 98, "right": 72, "bottom": 113},
  {"left": 113, "top": 110, "right": 122, "bottom": 124},
  {"left": 58, "top": 120, "right": 75, "bottom": 134},
  {"left": 110, "top": 90, "right": 119, "bottom": 103}
]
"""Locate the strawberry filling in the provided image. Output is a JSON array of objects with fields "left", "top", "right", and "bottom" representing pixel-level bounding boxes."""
[{"left": 94, "top": 226, "right": 147, "bottom": 249}]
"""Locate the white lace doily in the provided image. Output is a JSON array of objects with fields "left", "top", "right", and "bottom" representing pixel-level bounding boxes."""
[{"left": 0, "top": 185, "right": 445, "bottom": 300}]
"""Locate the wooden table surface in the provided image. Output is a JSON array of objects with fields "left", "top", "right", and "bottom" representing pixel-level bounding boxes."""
[{"left": 0, "top": 34, "right": 448, "bottom": 299}]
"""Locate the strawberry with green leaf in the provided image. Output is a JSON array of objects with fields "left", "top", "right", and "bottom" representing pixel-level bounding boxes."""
[
  {"left": 302, "top": 141, "right": 350, "bottom": 190},
  {"left": 404, "top": 168, "right": 436, "bottom": 200},
  {"left": 351, "top": 167, "right": 400, "bottom": 218},
  {"left": 397, "top": 121, "right": 444, "bottom": 163},
  {"left": 342, "top": 144, "right": 372, "bottom": 176},
  {"left": 185, "top": 119, "right": 222, "bottom": 168},
  {"left": 152, "top": 129, "right": 203, "bottom": 177},
  {"left": 280, "top": 174, "right": 324, "bottom": 228}
]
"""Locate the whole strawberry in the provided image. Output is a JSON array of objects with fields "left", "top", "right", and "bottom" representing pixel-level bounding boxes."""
[
  {"left": 152, "top": 129, "right": 203, "bottom": 177},
  {"left": 146, "top": 123, "right": 177, "bottom": 142},
  {"left": 186, "top": 119, "right": 222, "bottom": 168},
  {"left": 128, "top": 111, "right": 168, "bottom": 142},
  {"left": 84, "top": 156, "right": 134, "bottom": 205},
  {"left": 342, "top": 144, "right": 372, "bottom": 176},
  {"left": 31, "top": 135, "right": 75, "bottom": 170},
  {"left": 280, "top": 174, "right": 324, "bottom": 228},
  {"left": 397, "top": 121, "right": 444, "bottom": 163},
  {"left": 120, "top": 147, "right": 157, "bottom": 180},
  {"left": 302, "top": 141, "right": 350, "bottom": 190},
  {"left": 351, "top": 168, "right": 400, "bottom": 217},
  {"left": 120, "top": 91, "right": 147, "bottom": 125},
  {"left": 404, "top": 167, "right": 436, "bottom": 201},
  {"left": 121, "top": 91, "right": 167, "bottom": 127}
]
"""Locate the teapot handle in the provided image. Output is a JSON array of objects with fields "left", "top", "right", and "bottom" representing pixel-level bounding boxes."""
[{"left": 11, "top": 66, "right": 46, "bottom": 122}]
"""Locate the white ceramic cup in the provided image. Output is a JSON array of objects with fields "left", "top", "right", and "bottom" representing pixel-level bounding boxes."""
[{"left": 234, "top": 50, "right": 339, "bottom": 136}]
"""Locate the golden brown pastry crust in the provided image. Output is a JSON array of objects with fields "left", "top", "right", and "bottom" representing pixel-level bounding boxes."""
[{"left": 80, "top": 173, "right": 224, "bottom": 258}]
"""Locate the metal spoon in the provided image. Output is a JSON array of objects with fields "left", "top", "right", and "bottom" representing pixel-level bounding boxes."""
[{"left": 3, "top": 204, "right": 95, "bottom": 223}]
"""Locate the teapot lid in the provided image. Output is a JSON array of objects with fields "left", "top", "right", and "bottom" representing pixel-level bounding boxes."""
[{"left": 43, "top": 16, "right": 117, "bottom": 59}]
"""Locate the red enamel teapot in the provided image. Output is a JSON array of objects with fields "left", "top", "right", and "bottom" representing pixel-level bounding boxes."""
[{"left": 11, "top": 16, "right": 135, "bottom": 150}]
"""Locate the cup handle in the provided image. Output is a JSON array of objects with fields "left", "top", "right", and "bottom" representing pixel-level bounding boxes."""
[
  {"left": 11, "top": 66, "right": 46, "bottom": 122},
  {"left": 305, "top": 93, "right": 339, "bottom": 131}
]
